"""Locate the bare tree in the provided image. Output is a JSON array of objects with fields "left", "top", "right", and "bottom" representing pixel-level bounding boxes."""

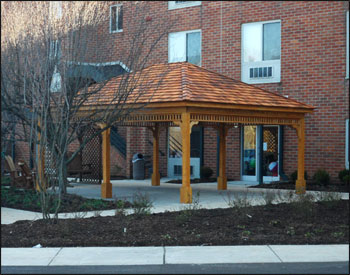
[{"left": 1, "top": 1, "right": 174, "bottom": 220}]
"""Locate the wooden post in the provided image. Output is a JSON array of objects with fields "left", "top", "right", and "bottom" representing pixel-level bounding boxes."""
[
  {"left": 180, "top": 112, "right": 192, "bottom": 203},
  {"left": 151, "top": 124, "right": 160, "bottom": 186},
  {"left": 295, "top": 117, "right": 306, "bottom": 194},
  {"left": 101, "top": 125, "right": 112, "bottom": 198},
  {"left": 217, "top": 124, "right": 228, "bottom": 190}
]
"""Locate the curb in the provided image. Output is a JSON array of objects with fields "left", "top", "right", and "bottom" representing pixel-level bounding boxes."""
[{"left": 1, "top": 245, "right": 349, "bottom": 266}]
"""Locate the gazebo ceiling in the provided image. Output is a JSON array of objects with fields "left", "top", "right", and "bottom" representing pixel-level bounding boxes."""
[{"left": 84, "top": 62, "right": 314, "bottom": 113}]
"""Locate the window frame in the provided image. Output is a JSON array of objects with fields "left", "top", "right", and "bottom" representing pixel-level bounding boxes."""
[
  {"left": 168, "top": 1, "right": 201, "bottom": 10},
  {"left": 241, "top": 19, "right": 281, "bottom": 84},
  {"left": 110, "top": 4, "right": 123, "bottom": 33},
  {"left": 168, "top": 29, "right": 202, "bottom": 66}
]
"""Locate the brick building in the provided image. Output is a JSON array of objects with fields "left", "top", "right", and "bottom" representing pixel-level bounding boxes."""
[{"left": 9, "top": 1, "right": 349, "bottom": 184}]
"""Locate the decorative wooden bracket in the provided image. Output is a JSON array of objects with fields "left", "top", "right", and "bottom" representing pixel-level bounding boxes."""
[
  {"left": 147, "top": 124, "right": 161, "bottom": 139},
  {"left": 172, "top": 119, "right": 198, "bottom": 134},
  {"left": 189, "top": 120, "right": 199, "bottom": 134}
]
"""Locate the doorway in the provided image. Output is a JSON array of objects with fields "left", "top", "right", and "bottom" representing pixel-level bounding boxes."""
[{"left": 241, "top": 125, "right": 280, "bottom": 182}]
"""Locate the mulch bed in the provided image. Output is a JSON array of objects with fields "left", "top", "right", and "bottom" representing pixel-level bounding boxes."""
[
  {"left": 250, "top": 181, "right": 349, "bottom": 193},
  {"left": 2, "top": 200, "right": 348, "bottom": 248}
]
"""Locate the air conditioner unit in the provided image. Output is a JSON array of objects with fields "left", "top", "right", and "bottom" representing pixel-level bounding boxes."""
[{"left": 249, "top": 66, "right": 273, "bottom": 79}]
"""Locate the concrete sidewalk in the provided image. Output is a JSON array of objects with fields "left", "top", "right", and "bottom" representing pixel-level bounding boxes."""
[
  {"left": 1, "top": 180, "right": 349, "bottom": 268},
  {"left": 1, "top": 245, "right": 349, "bottom": 266}
]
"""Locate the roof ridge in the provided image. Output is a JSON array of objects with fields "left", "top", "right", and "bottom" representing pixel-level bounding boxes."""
[{"left": 181, "top": 63, "right": 191, "bottom": 101}]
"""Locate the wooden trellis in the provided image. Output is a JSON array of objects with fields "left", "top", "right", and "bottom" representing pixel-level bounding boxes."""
[{"left": 80, "top": 127, "right": 102, "bottom": 184}]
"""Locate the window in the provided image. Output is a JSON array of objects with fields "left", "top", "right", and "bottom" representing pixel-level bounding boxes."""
[
  {"left": 168, "top": 30, "right": 201, "bottom": 66},
  {"left": 50, "top": 66, "right": 62, "bottom": 93},
  {"left": 168, "top": 1, "right": 201, "bottom": 10},
  {"left": 49, "top": 39, "right": 61, "bottom": 60},
  {"left": 346, "top": 11, "right": 349, "bottom": 79},
  {"left": 110, "top": 5, "right": 123, "bottom": 33},
  {"left": 346, "top": 119, "right": 349, "bottom": 169},
  {"left": 49, "top": 1, "right": 62, "bottom": 19},
  {"left": 241, "top": 20, "right": 281, "bottom": 84}
]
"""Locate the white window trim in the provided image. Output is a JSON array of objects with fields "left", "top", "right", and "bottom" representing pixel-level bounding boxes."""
[
  {"left": 346, "top": 11, "right": 349, "bottom": 79},
  {"left": 110, "top": 4, "right": 123, "bottom": 33},
  {"left": 168, "top": 29, "right": 202, "bottom": 66},
  {"left": 346, "top": 119, "right": 349, "bottom": 169},
  {"left": 168, "top": 1, "right": 201, "bottom": 10},
  {"left": 241, "top": 19, "right": 281, "bottom": 84}
]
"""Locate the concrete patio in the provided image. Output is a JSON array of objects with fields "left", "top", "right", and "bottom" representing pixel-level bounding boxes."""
[{"left": 2, "top": 179, "right": 349, "bottom": 225}]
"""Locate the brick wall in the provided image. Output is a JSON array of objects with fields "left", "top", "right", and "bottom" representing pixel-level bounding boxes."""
[
  {"left": 81, "top": 1, "right": 350, "bottom": 182},
  {"left": 12, "top": 1, "right": 349, "bottom": 183}
]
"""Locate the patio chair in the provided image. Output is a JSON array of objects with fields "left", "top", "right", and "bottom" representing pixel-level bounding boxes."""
[
  {"left": 67, "top": 151, "right": 92, "bottom": 182},
  {"left": 4, "top": 155, "right": 26, "bottom": 188},
  {"left": 17, "top": 160, "right": 35, "bottom": 189}
]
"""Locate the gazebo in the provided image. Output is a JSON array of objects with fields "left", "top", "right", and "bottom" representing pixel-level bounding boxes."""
[{"left": 81, "top": 62, "right": 314, "bottom": 203}]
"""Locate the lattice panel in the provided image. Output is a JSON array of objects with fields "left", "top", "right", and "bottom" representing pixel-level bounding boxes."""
[
  {"left": 44, "top": 147, "right": 57, "bottom": 176},
  {"left": 264, "top": 127, "right": 278, "bottom": 154},
  {"left": 80, "top": 127, "right": 102, "bottom": 184}
]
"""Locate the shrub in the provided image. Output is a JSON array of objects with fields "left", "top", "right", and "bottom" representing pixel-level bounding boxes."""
[
  {"left": 131, "top": 191, "right": 153, "bottom": 216},
  {"left": 290, "top": 170, "right": 308, "bottom": 182},
  {"left": 338, "top": 169, "right": 349, "bottom": 185},
  {"left": 1, "top": 176, "right": 11, "bottom": 186},
  {"left": 200, "top": 166, "right": 213, "bottom": 180},
  {"left": 313, "top": 169, "right": 330, "bottom": 186}
]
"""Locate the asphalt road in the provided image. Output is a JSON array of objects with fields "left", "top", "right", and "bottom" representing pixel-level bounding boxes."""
[{"left": 2, "top": 262, "right": 349, "bottom": 274}]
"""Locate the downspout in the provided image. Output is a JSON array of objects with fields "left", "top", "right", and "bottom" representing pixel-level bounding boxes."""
[
  {"left": 216, "top": 1, "right": 223, "bottom": 177},
  {"left": 216, "top": 134, "right": 220, "bottom": 177},
  {"left": 200, "top": 126, "right": 204, "bottom": 167},
  {"left": 220, "top": 1, "right": 223, "bottom": 73},
  {"left": 257, "top": 125, "right": 263, "bottom": 185}
]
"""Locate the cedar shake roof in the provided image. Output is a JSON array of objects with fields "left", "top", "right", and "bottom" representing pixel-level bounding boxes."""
[{"left": 83, "top": 62, "right": 314, "bottom": 111}]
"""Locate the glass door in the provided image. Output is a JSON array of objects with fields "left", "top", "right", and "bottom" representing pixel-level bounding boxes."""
[
  {"left": 262, "top": 126, "right": 280, "bottom": 182},
  {"left": 241, "top": 126, "right": 257, "bottom": 181},
  {"left": 167, "top": 126, "right": 201, "bottom": 179}
]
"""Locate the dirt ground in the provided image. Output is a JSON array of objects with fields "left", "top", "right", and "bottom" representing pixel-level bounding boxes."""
[{"left": 2, "top": 200, "right": 348, "bottom": 248}]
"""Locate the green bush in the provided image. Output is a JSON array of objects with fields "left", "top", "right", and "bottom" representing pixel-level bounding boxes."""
[
  {"left": 313, "top": 169, "right": 330, "bottom": 186},
  {"left": 338, "top": 169, "right": 349, "bottom": 185},
  {"left": 200, "top": 166, "right": 213, "bottom": 179},
  {"left": 1, "top": 176, "right": 11, "bottom": 186},
  {"left": 343, "top": 175, "right": 350, "bottom": 185},
  {"left": 290, "top": 170, "right": 308, "bottom": 182}
]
